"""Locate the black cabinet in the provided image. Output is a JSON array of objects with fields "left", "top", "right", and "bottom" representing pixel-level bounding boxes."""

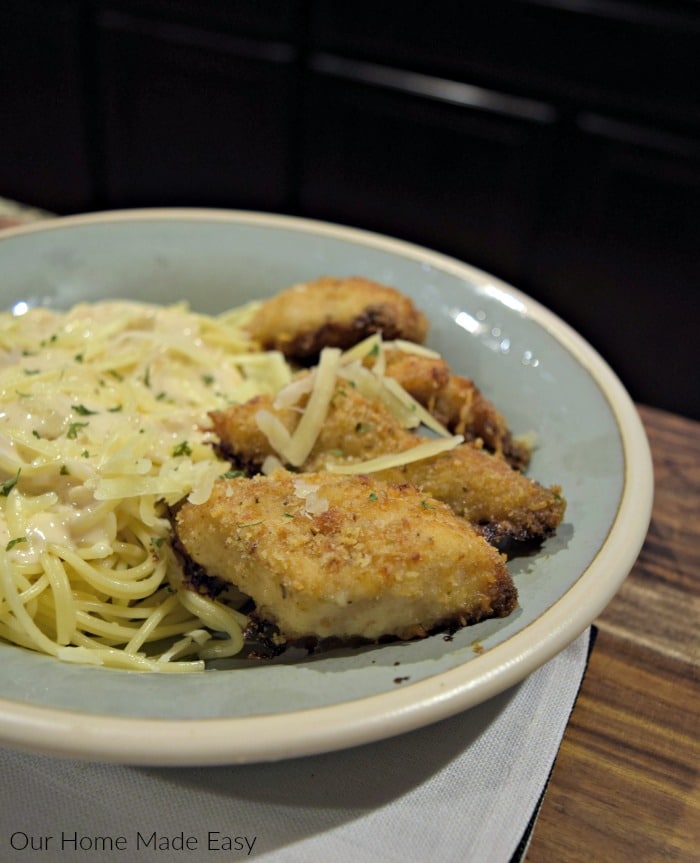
[
  {"left": 302, "top": 3, "right": 700, "bottom": 418},
  {"left": 1, "top": 0, "right": 698, "bottom": 417},
  {"left": 299, "top": 57, "right": 556, "bottom": 287},
  {"left": 96, "top": 9, "right": 299, "bottom": 210},
  {"left": 532, "top": 113, "right": 700, "bottom": 410},
  {"left": 308, "top": 0, "right": 700, "bottom": 134},
  {"left": 0, "top": 0, "right": 93, "bottom": 212},
  {"left": 96, "top": 0, "right": 304, "bottom": 42}
]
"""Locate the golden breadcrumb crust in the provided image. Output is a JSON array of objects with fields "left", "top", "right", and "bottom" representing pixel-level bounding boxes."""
[
  {"left": 209, "top": 383, "right": 565, "bottom": 544},
  {"left": 176, "top": 471, "right": 516, "bottom": 643},
  {"left": 380, "top": 349, "right": 531, "bottom": 470},
  {"left": 247, "top": 276, "right": 428, "bottom": 361}
]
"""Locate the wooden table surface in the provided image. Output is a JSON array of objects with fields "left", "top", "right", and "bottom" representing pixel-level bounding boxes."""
[{"left": 526, "top": 404, "right": 699, "bottom": 863}]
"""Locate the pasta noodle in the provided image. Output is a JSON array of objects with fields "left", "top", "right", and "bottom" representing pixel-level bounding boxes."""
[{"left": 0, "top": 299, "right": 291, "bottom": 671}]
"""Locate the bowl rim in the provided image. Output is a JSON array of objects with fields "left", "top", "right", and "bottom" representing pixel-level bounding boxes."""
[{"left": 0, "top": 208, "right": 653, "bottom": 765}]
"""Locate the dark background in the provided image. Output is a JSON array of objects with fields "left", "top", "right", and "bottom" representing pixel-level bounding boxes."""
[{"left": 1, "top": 0, "right": 698, "bottom": 419}]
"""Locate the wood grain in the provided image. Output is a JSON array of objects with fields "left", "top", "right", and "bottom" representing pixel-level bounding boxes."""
[
  {"left": 526, "top": 405, "right": 700, "bottom": 863},
  {"left": 595, "top": 405, "right": 699, "bottom": 664}
]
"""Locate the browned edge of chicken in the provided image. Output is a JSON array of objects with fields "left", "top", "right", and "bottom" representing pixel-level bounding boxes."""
[
  {"left": 247, "top": 276, "right": 429, "bottom": 362},
  {"left": 380, "top": 349, "right": 531, "bottom": 470}
]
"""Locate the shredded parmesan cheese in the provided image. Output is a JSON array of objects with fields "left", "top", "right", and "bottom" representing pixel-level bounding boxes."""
[
  {"left": 292, "top": 477, "right": 329, "bottom": 516},
  {"left": 256, "top": 347, "right": 341, "bottom": 467},
  {"left": 255, "top": 333, "right": 457, "bottom": 471},
  {"left": 325, "top": 435, "right": 464, "bottom": 474},
  {"left": 383, "top": 339, "right": 442, "bottom": 358},
  {"left": 376, "top": 376, "right": 452, "bottom": 437}
]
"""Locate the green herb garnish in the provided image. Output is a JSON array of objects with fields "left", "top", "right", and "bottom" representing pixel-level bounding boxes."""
[
  {"left": 172, "top": 441, "right": 192, "bottom": 457},
  {"left": 1, "top": 469, "right": 21, "bottom": 496}
]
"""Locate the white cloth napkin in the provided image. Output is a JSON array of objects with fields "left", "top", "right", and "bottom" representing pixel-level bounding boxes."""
[{"left": 0, "top": 629, "right": 590, "bottom": 863}]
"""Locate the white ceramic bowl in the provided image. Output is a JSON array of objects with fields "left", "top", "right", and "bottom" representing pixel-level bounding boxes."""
[{"left": 0, "top": 209, "right": 653, "bottom": 765}]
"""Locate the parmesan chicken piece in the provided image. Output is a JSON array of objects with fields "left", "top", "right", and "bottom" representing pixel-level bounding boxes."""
[
  {"left": 175, "top": 471, "right": 516, "bottom": 644},
  {"left": 380, "top": 349, "right": 532, "bottom": 470},
  {"left": 246, "top": 276, "right": 428, "bottom": 362},
  {"left": 209, "top": 383, "right": 566, "bottom": 545},
  {"left": 374, "top": 449, "right": 563, "bottom": 545}
]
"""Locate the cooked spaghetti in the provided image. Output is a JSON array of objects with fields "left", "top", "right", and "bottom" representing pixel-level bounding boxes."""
[{"left": 0, "top": 300, "right": 290, "bottom": 670}]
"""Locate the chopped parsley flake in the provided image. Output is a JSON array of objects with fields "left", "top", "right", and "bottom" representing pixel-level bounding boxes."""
[
  {"left": 1, "top": 469, "right": 21, "bottom": 496},
  {"left": 6, "top": 537, "right": 27, "bottom": 551},
  {"left": 66, "top": 421, "right": 89, "bottom": 439},
  {"left": 172, "top": 441, "right": 192, "bottom": 457}
]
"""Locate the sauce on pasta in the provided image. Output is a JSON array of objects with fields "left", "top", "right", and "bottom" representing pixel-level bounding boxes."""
[{"left": 0, "top": 300, "right": 289, "bottom": 670}]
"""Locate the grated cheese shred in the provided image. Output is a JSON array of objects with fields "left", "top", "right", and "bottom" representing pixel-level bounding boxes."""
[
  {"left": 325, "top": 435, "right": 464, "bottom": 474},
  {"left": 254, "top": 334, "right": 462, "bottom": 473}
]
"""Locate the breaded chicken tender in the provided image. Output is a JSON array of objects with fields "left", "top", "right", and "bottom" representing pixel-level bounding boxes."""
[
  {"left": 380, "top": 349, "right": 531, "bottom": 470},
  {"left": 209, "top": 383, "right": 565, "bottom": 545},
  {"left": 372, "top": 449, "right": 564, "bottom": 544},
  {"left": 175, "top": 471, "right": 516, "bottom": 644},
  {"left": 247, "top": 276, "right": 428, "bottom": 362}
]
